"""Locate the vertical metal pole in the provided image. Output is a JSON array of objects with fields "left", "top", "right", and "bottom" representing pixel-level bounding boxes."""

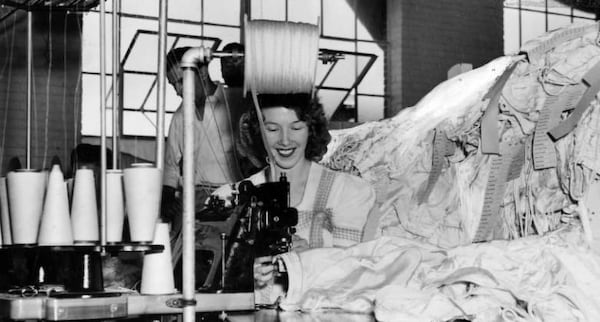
[
  {"left": 182, "top": 66, "right": 196, "bottom": 322},
  {"left": 112, "top": 0, "right": 121, "bottom": 169},
  {"left": 26, "top": 11, "right": 33, "bottom": 169},
  {"left": 156, "top": 0, "right": 168, "bottom": 169},
  {"left": 99, "top": 0, "right": 107, "bottom": 246}
]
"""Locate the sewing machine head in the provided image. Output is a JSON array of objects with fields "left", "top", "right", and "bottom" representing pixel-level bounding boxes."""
[{"left": 195, "top": 175, "right": 298, "bottom": 292}]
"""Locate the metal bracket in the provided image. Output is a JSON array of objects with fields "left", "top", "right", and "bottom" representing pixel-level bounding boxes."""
[{"left": 165, "top": 298, "right": 197, "bottom": 309}]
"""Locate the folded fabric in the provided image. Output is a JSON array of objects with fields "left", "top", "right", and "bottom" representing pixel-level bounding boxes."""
[{"left": 278, "top": 226, "right": 600, "bottom": 322}]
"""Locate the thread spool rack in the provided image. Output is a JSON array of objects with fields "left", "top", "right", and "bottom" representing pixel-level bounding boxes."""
[{"left": 0, "top": 243, "right": 165, "bottom": 320}]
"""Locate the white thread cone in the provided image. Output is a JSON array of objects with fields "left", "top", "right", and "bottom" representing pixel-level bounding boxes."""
[
  {"left": 65, "top": 178, "right": 74, "bottom": 204},
  {"left": 106, "top": 170, "right": 125, "bottom": 243},
  {"left": 0, "top": 177, "right": 11, "bottom": 245},
  {"left": 140, "top": 222, "right": 176, "bottom": 294},
  {"left": 38, "top": 165, "right": 73, "bottom": 246},
  {"left": 7, "top": 170, "right": 46, "bottom": 244},
  {"left": 70, "top": 168, "right": 99, "bottom": 243},
  {"left": 123, "top": 164, "right": 162, "bottom": 243}
]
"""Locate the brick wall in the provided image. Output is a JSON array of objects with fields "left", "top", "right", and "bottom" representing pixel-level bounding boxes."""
[
  {"left": 0, "top": 11, "right": 81, "bottom": 174},
  {"left": 386, "top": 0, "right": 503, "bottom": 117}
]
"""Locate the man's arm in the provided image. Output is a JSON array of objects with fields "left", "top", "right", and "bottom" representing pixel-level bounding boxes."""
[{"left": 161, "top": 109, "right": 184, "bottom": 223}]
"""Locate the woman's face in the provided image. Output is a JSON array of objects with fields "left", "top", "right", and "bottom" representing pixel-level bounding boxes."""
[{"left": 262, "top": 107, "right": 309, "bottom": 170}]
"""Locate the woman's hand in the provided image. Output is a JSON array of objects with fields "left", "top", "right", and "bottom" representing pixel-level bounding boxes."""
[
  {"left": 291, "top": 234, "right": 309, "bottom": 252},
  {"left": 254, "top": 255, "right": 274, "bottom": 289}
]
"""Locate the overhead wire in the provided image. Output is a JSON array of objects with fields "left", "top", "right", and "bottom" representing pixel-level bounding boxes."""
[
  {"left": 72, "top": 13, "right": 82, "bottom": 158},
  {"left": 43, "top": 7, "right": 53, "bottom": 170},
  {"left": 61, "top": 10, "right": 68, "bottom": 168}
]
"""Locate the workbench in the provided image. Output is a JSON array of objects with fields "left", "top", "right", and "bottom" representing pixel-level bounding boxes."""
[{"left": 0, "top": 292, "right": 375, "bottom": 321}]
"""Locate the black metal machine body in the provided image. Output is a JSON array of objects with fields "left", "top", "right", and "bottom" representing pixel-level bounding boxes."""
[{"left": 195, "top": 175, "right": 298, "bottom": 292}]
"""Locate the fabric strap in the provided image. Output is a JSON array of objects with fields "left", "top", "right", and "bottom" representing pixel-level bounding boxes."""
[{"left": 308, "top": 169, "right": 336, "bottom": 248}]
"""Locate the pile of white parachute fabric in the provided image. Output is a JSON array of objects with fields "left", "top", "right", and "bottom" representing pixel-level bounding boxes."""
[
  {"left": 284, "top": 21, "right": 600, "bottom": 321},
  {"left": 322, "top": 21, "right": 600, "bottom": 250}
]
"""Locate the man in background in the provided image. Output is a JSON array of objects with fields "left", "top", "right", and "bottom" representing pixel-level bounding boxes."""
[{"left": 161, "top": 43, "right": 254, "bottom": 289}]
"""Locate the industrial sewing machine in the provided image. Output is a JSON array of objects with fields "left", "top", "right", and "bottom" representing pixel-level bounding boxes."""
[{"left": 195, "top": 174, "right": 298, "bottom": 293}]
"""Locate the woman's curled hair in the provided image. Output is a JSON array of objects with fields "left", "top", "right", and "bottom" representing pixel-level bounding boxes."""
[{"left": 238, "top": 93, "right": 331, "bottom": 167}]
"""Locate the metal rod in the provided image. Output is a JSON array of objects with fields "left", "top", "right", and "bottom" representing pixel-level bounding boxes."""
[
  {"left": 220, "top": 232, "right": 226, "bottom": 290},
  {"left": 181, "top": 47, "right": 209, "bottom": 322},
  {"left": 99, "top": 0, "right": 107, "bottom": 247},
  {"left": 112, "top": 0, "right": 121, "bottom": 169},
  {"left": 26, "top": 11, "right": 32, "bottom": 169},
  {"left": 156, "top": 0, "right": 167, "bottom": 169}
]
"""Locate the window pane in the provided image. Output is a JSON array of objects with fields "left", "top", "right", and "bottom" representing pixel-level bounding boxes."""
[
  {"left": 358, "top": 95, "right": 384, "bottom": 122},
  {"left": 521, "top": 10, "right": 547, "bottom": 44},
  {"left": 319, "top": 39, "right": 355, "bottom": 52},
  {"left": 122, "top": 111, "right": 174, "bottom": 137},
  {"left": 121, "top": 0, "right": 158, "bottom": 17},
  {"left": 547, "top": 0, "right": 572, "bottom": 15},
  {"left": 548, "top": 14, "right": 572, "bottom": 30},
  {"left": 205, "top": 0, "right": 240, "bottom": 25},
  {"left": 122, "top": 31, "right": 160, "bottom": 74},
  {"left": 251, "top": 0, "right": 285, "bottom": 21},
  {"left": 82, "top": 12, "right": 124, "bottom": 73},
  {"left": 168, "top": 0, "right": 202, "bottom": 21},
  {"left": 319, "top": 55, "right": 356, "bottom": 89},
  {"left": 357, "top": 19, "right": 372, "bottom": 41},
  {"left": 122, "top": 73, "right": 156, "bottom": 111},
  {"left": 316, "top": 89, "right": 347, "bottom": 119},
  {"left": 123, "top": 111, "right": 158, "bottom": 136},
  {"left": 288, "top": 0, "right": 320, "bottom": 24},
  {"left": 322, "top": 0, "right": 354, "bottom": 38},
  {"left": 503, "top": 8, "right": 520, "bottom": 54},
  {"left": 573, "top": 17, "right": 596, "bottom": 25},
  {"left": 202, "top": 25, "right": 240, "bottom": 46},
  {"left": 357, "top": 41, "right": 383, "bottom": 95},
  {"left": 82, "top": 74, "right": 116, "bottom": 136}
]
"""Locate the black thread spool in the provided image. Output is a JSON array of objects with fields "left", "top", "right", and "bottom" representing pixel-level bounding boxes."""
[{"left": 64, "top": 251, "right": 104, "bottom": 293}]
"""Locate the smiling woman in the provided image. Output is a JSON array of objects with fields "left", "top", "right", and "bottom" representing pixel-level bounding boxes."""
[{"left": 211, "top": 92, "right": 377, "bottom": 302}]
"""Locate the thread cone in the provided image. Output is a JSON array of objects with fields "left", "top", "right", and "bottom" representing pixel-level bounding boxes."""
[
  {"left": 140, "top": 223, "right": 176, "bottom": 294},
  {"left": 38, "top": 165, "right": 73, "bottom": 245},
  {"left": 0, "top": 177, "right": 11, "bottom": 245},
  {"left": 106, "top": 170, "right": 125, "bottom": 243},
  {"left": 123, "top": 164, "right": 162, "bottom": 243},
  {"left": 70, "top": 168, "right": 99, "bottom": 243},
  {"left": 7, "top": 169, "right": 46, "bottom": 245}
]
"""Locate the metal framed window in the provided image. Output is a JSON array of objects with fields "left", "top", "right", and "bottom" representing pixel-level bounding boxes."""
[
  {"left": 503, "top": 0, "right": 598, "bottom": 55},
  {"left": 80, "top": 0, "right": 386, "bottom": 138}
]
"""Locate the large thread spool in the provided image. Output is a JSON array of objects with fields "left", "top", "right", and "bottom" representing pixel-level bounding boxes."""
[
  {"left": 7, "top": 169, "right": 46, "bottom": 245},
  {"left": 243, "top": 19, "right": 320, "bottom": 180},
  {"left": 38, "top": 164, "right": 73, "bottom": 246},
  {"left": 71, "top": 168, "right": 99, "bottom": 244},
  {"left": 123, "top": 163, "right": 162, "bottom": 243},
  {"left": 243, "top": 19, "right": 320, "bottom": 95},
  {"left": 0, "top": 177, "right": 11, "bottom": 245}
]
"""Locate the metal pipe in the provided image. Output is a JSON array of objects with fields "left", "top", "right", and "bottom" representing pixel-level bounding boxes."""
[
  {"left": 26, "top": 11, "right": 32, "bottom": 169},
  {"left": 112, "top": 0, "right": 121, "bottom": 169},
  {"left": 181, "top": 47, "right": 210, "bottom": 322},
  {"left": 156, "top": 0, "right": 167, "bottom": 169},
  {"left": 99, "top": 0, "right": 107, "bottom": 247}
]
